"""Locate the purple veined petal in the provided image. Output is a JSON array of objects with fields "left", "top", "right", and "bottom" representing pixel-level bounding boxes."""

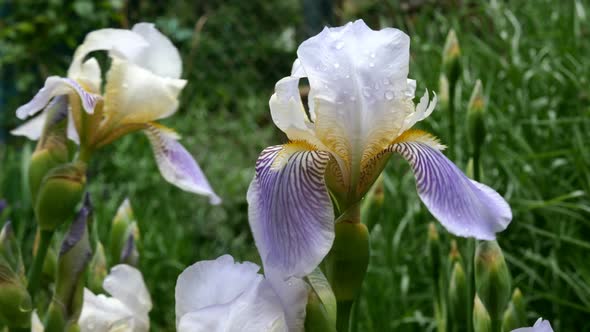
[
  {"left": 389, "top": 132, "right": 512, "bottom": 240},
  {"left": 511, "top": 318, "right": 554, "bottom": 332},
  {"left": 15, "top": 76, "right": 101, "bottom": 120},
  {"left": 247, "top": 144, "right": 335, "bottom": 278},
  {"left": 145, "top": 124, "right": 221, "bottom": 205}
]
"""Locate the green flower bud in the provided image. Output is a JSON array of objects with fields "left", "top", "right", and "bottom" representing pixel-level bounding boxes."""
[
  {"left": 449, "top": 261, "right": 468, "bottom": 324},
  {"left": 473, "top": 294, "right": 492, "bottom": 332},
  {"left": 448, "top": 239, "right": 462, "bottom": 265},
  {"left": 88, "top": 241, "right": 107, "bottom": 293},
  {"left": 109, "top": 199, "right": 137, "bottom": 265},
  {"left": 45, "top": 196, "right": 93, "bottom": 331},
  {"left": 120, "top": 222, "right": 139, "bottom": 267},
  {"left": 442, "top": 29, "right": 461, "bottom": 86},
  {"left": 475, "top": 241, "right": 512, "bottom": 328},
  {"left": 467, "top": 80, "right": 486, "bottom": 151},
  {"left": 29, "top": 95, "right": 70, "bottom": 203},
  {"left": 305, "top": 268, "right": 337, "bottom": 332},
  {"left": 35, "top": 161, "right": 86, "bottom": 231},
  {"left": 325, "top": 221, "right": 369, "bottom": 302},
  {"left": 0, "top": 222, "right": 32, "bottom": 327},
  {"left": 502, "top": 288, "right": 526, "bottom": 331}
]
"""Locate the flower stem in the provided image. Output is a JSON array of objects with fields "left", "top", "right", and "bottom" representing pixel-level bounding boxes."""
[
  {"left": 27, "top": 229, "right": 54, "bottom": 301},
  {"left": 466, "top": 237, "right": 476, "bottom": 332},
  {"left": 336, "top": 300, "right": 353, "bottom": 332},
  {"left": 448, "top": 81, "right": 457, "bottom": 161}
]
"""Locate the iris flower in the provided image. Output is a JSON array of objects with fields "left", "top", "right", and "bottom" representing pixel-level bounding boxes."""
[
  {"left": 12, "top": 23, "right": 219, "bottom": 204},
  {"left": 31, "top": 264, "right": 152, "bottom": 332},
  {"left": 175, "top": 255, "right": 307, "bottom": 332},
  {"left": 248, "top": 20, "right": 512, "bottom": 279},
  {"left": 512, "top": 318, "right": 553, "bottom": 332}
]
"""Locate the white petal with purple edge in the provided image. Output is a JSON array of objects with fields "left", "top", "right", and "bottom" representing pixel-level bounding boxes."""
[
  {"left": 511, "top": 318, "right": 554, "bottom": 332},
  {"left": 390, "top": 138, "right": 512, "bottom": 240},
  {"left": 247, "top": 144, "right": 335, "bottom": 278},
  {"left": 15, "top": 76, "right": 101, "bottom": 119},
  {"left": 145, "top": 124, "right": 221, "bottom": 204}
]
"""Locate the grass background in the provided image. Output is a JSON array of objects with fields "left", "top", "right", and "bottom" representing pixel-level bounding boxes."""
[{"left": 1, "top": 0, "right": 589, "bottom": 331}]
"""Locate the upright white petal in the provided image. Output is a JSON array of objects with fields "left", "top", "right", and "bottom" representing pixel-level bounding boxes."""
[{"left": 130, "top": 23, "right": 183, "bottom": 79}]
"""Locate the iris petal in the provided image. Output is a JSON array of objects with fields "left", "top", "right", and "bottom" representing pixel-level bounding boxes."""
[
  {"left": 247, "top": 144, "right": 334, "bottom": 278},
  {"left": 130, "top": 23, "right": 183, "bottom": 79},
  {"left": 511, "top": 318, "right": 553, "bottom": 332},
  {"left": 145, "top": 124, "right": 220, "bottom": 204},
  {"left": 15, "top": 76, "right": 101, "bottom": 119},
  {"left": 390, "top": 131, "right": 511, "bottom": 240}
]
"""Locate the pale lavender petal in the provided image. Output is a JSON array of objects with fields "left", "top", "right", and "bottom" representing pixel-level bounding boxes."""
[
  {"left": 15, "top": 76, "right": 101, "bottom": 119},
  {"left": 264, "top": 267, "right": 308, "bottom": 331},
  {"left": 512, "top": 318, "right": 554, "bottom": 332},
  {"left": 391, "top": 140, "right": 512, "bottom": 240},
  {"left": 145, "top": 124, "right": 220, "bottom": 204},
  {"left": 247, "top": 145, "right": 335, "bottom": 278}
]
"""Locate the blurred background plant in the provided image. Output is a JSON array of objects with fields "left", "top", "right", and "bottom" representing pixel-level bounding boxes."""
[{"left": 1, "top": 0, "right": 589, "bottom": 331}]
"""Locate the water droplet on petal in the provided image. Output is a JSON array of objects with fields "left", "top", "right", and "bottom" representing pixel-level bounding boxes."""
[
  {"left": 383, "top": 78, "right": 391, "bottom": 85},
  {"left": 349, "top": 96, "right": 356, "bottom": 101},
  {"left": 370, "top": 52, "right": 376, "bottom": 58},
  {"left": 385, "top": 91, "right": 394, "bottom": 100},
  {"left": 369, "top": 62, "right": 375, "bottom": 68},
  {"left": 335, "top": 41, "right": 345, "bottom": 50},
  {"left": 362, "top": 88, "right": 371, "bottom": 98},
  {"left": 333, "top": 63, "right": 340, "bottom": 69}
]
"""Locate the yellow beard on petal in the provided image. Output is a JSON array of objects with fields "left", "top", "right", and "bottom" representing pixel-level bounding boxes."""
[{"left": 271, "top": 140, "right": 319, "bottom": 170}]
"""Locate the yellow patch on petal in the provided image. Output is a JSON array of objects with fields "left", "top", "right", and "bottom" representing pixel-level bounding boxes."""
[
  {"left": 271, "top": 140, "right": 319, "bottom": 170},
  {"left": 392, "top": 129, "right": 446, "bottom": 150}
]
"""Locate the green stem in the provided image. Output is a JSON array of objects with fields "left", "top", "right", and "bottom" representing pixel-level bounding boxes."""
[
  {"left": 448, "top": 81, "right": 456, "bottom": 161},
  {"left": 336, "top": 300, "right": 353, "bottom": 332},
  {"left": 473, "top": 145, "right": 481, "bottom": 182},
  {"left": 466, "top": 238, "right": 476, "bottom": 332},
  {"left": 27, "top": 229, "right": 54, "bottom": 301}
]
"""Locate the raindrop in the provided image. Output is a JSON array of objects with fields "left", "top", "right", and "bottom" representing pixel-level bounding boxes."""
[
  {"left": 122, "top": 83, "right": 129, "bottom": 89},
  {"left": 370, "top": 52, "right": 376, "bottom": 58},
  {"left": 335, "top": 40, "right": 345, "bottom": 50},
  {"left": 362, "top": 88, "right": 371, "bottom": 98},
  {"left": 369, "top": 62, "right": 375, "bottom": 68},
  {"left": 349, "top": 96, "right": 357, "bottom": 101},
  {"left": 333, "top": 63, "right": 340, "bottom": 69},
  {"left": 385, "top": 91, "right": 394, "bottom": 100},
  {"left": 383, "top": 78, "right": 391, "bottom": 85}
]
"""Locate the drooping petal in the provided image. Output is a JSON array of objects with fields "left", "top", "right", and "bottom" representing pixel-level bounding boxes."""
[
  {"left": 511, "top": 318, "right": 554, "bottom": 332},
  {"left": 144, "top": 124, "right": 221, "bottom": 204},
  {"left": 295, "top": 19, "right": 415, "bottom": 167},
  {"left": 102, "top": 264, "right": 152, "bottom": 331},
  {"left": 247, "top": 144, "right": 335, "bottom": 278},
  {"left": 389, "top": 130, "right": 512, "bottom": 240},
  {"left": 67, "top": 28, "right": 149, "bottom": 80},
  {"left": 103, "top": 57, "right": 187, "bottom": 124},
  {"left": 10, "top": 112, "right": 46, "bottom": 140},
  {"left": 15, "top": 76, "right": 101, "bottom": 119},
  {"left": 79, "top": 289, "right": 136, "bottom": 332},
  {"left": 264, "top": 267, "right": 308, "bottom": 332},
  {"left": 175, "top": 254, "right": 262, "bottom": 325},
  {"left": 130, "top": 23, "right": 183, "bottom": 79}
]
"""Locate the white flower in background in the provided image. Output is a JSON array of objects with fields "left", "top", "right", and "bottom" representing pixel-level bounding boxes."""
[
  {"left": 79, "top": 264, "right": 152, "bottom": 332},
  {"left": 175, "top": 255, "right": 308, "bottom": 332},
  {"left": 12, "top": 23, "right": 220, "bottom": 204},
  {"left": 512, "top": 318, "right": 553, "bottom": 332}
]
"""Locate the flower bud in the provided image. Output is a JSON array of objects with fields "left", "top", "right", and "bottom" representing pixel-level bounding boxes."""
[
  {"left": 45, "top": 195, "right": 93, "bottom": 331},
  {"left": 0, "top": 199, "right": 6, "bottom": 214},
  {"left": 442, "top": 29, "right": 461, "bottom": 86},
  {"left": 475, "top": 241, "right": 512, "bottom": 326},
  {"left": 427, "top": 222, "right": 441, "bottom": 281},
  {"left": 305, "top": 268, "right": 337, "bottom": 332},
  {"left": 449, "top": 261, "right": 468, "bottom": 324},
  {"left": 0, "top": 222, "right": 32, "bottom": 327},
  {"left": 448, "top": 239, "right": 462, "bottom": 265},
  {"left": 502, "top": 288, "right": 526, "bottom": 331},
  {"left": 28, "top": 95, "right": 70, "bottom": 202},
  {"left": 325, "top": 221, "right": 369, "bottom": 302},
  {"left": 88, "top": 241, "right": 107, "bottom": 293},
  {"left": 34, "top": 161, "right": 86, "bottom": 231},
  {"left": 438, "top": 74, "right": 450, "bottom": 112},
  {"left": 120, "top": 222, "right": 140, "bottom": 267},
  {"left": 109, "top": 198, "right": 137, "bottom": 265},
  {"left": 467, "top": 80, "right": 486, "bottom": 151},
  {"left": 473, "top": 294, "right": 492, "bottom": 332}
]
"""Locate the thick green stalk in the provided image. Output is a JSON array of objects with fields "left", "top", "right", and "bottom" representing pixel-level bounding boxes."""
[
  {"left": 467, "top": 238, "right": 476, "bottom": 332},
  {"left": 336, "top": 301, "right": 353, "bottom": 332},
  {"left": 27, "top": 229, "right": 54, "bottom": 300}
]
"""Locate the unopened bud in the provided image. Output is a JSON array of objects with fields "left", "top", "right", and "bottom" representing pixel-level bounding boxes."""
[
  {"left": 448, "top": 239, "right": 462, "bottom": 265},
  {"left": 467, "top": 80, "right": 486, "bottom": 151},
  {"left": 120, "top": 223, "right": 139, "bottom": 267},
  {"left": 502, "top": 288, "right": 526, "bottom": 331},
  {"left": 0, "top": 222, "right": 32, "bottom": 327},
  {"left": 449, "top": 261, "right": 468, "bottom": 324},
  {"left": 442, "top": 29, "right": 461, "bottom": 85},
  {"left": 109, "top": 199, "right": 137, "bottom": 265},
  {"left": 325, "top": 221, "right": 369, "bottom": 302},
  {"left": 88, "top": 242, "right": 107, "bottom": 293},
  {"left": 0, "top": 199, "right": 6, "bottom": 214},
  {"left": 473, "top": 294, "right": 491, "bottom": 332},
  {"left": 475, "top": 241, "right": 512, "bottom": 325},
  {"left": 45, "top": 195, "right": 93, "bottom": 331},
  {"left": 305, "top": 268, "right": 337, "bottom": 332},
  {"left": 35, "top": 161, "right": 86, "bottom": 231},
  {"left": 29, "top": 95, "right": 70, "bottom": 202}
]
